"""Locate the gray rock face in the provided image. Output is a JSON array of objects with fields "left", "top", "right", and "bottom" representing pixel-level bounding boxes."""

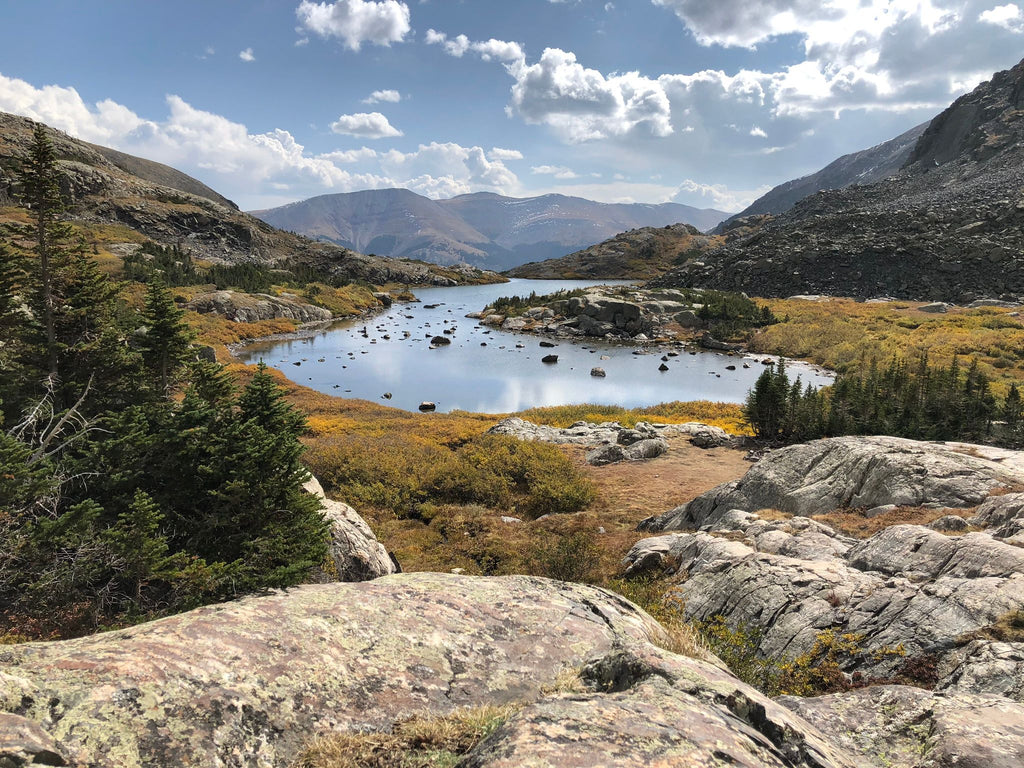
[
  {"left": 303, "top": 476, "right": 397, "bottom": 581},
  {"left": 0, "top": 713, "right": 75, "bottom": 768},
  {"left": 187, "top": 290, "right": 333, "bottom": 323},
  {"left": 624, "top": 510, "right": 1024, "bottom": 691},
  {"left": 937, "top": 640, "right": 1024, "bottom": 701},
  {"left": 781, "top": 686, "right": 1024, "bottom": 768},
  {"left": 585, "top": 438, "right": 668, "bottom": 466},
  {"left": 642, "top": 436, "right": 1023, "bottom": 531}
]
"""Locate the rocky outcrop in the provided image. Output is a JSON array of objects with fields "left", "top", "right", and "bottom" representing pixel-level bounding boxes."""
[
  {"left": 653, "top": 59, "right": 1024, "bottom": 302},
  {"left": 585, "top": 438, "right": 668, "bottom": 466},
  {"left": 464, "top": 644, "right": 859, "bottom": 768},
  {"left": 623, "top": 520, "right": 1024, "bottom": 688},
  {"left": 640, "top": 436, "right": 1024, "bottom": 531},
  {"left": 3, "top": 572, "right": 1024, "bottom": 767},
  {"left": 303, "top": 476, "right": 397, "bottom": 581},
  {"left": 781, "top": 686, "right": 1024, "bottom": 768},
  {"left": 187, "top": 289, "right": 334, "bottom": 323},
  {"left": 478, "top": 286, "right": 723, "bottom": 342},
  {"left": 624, "top": 436, "right": 1024, "bottom": 694},
  {"left": 506, "top": 223, "right": 722, "bottom": 280},
  {"left": 487, "top": 417, "right": 739, "bottom": 465}
]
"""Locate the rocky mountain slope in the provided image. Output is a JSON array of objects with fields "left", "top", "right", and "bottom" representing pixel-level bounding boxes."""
[
  {"left": 652, "top": 57, "right": 1024, "bottom": 301},
  {"left": 505, "top": 222, "right": 723, "bottom": 279},
  {"left": 251, "top": 189, "right": 728, "bottom": 270},
  {"left": 714, "top": 119, "right": 931, "bottom": 230},
  {"left": 0, "top": 112, "right": 498, "bottom": 286}
]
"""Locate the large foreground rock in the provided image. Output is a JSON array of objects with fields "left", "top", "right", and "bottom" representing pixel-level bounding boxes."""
[
  {"left": 0, "top": 574, "right": 872, "bottom": 768},
  {"left": 641, "top": 436, "right": 1024, "bottom": 531},
  {"left": 3, "top": 573, "right": 1024, "bottom": 767},
  {"left": 0, "top": 575, "right": 660, "bottom": 767}
]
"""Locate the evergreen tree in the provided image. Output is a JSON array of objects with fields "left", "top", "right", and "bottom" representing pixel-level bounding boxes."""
[
  {"left": 744, "top": 360, "right": 790, "bottom": 440},
  {"left": 140, "top": 277, "right": 194, "bottom": 394},
  {"left": 17, "top": 124, "right": 66, "bottom": 379},
  {"left": 103, "top": 489, "right": 176, "bottom": 603},
  {"left": 0, "top": 243, "right": 29, "bottom": 413},
  {"left": 1005, "top": 384, "right": 1022, "bottom": 440}
]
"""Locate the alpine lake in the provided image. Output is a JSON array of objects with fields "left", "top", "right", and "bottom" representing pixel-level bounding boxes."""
[{"left": 236, "top": 279, "right": 833, "bottom": 414}]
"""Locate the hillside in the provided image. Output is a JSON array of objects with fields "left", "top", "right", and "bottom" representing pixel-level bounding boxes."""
[
  {"left": 505, "top": 223, "right": 723, "bottom": 279},
  {"left": 251, "top": 189, "right": 728, "bottom": 270},
  {"left": 714, "top": 119, "right": 932, "bottom": 230},
  {"left": 652, "top": 57, "right": 1024, "bottom": 302},
  {"left": 0, "top": 112, "right": 499, "bottom": 287}
]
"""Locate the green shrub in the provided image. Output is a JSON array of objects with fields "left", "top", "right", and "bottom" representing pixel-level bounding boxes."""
[{"left": 304, "top": 433, "right": 595, "bottom": 519}]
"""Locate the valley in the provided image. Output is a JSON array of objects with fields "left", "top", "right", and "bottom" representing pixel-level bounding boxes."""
[{"left": 3, "top": 15, "right": 1024, "bottom": 767}]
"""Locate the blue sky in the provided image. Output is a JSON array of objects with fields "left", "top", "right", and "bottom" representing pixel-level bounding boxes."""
[{"left": 1, "top": 0, "right": 1022, "bottom": 212}]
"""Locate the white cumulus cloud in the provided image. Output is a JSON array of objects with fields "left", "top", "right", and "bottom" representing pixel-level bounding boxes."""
[
  {"left": 379, "top": 141, "right": 519, "bottom": 198},
  {"left": 531, "top": 164, "right": 580, "bottom": 179},
  {"left": 488, "top": 147, "right": 524, "bottom": 161},
  {"left": 362, "top": 89, "right": 401, "bottom": 104},
  {"left": 980, "top": 3, "right": 1024, "bottom": 30},
  {"left": 296, "top": 0, "right": 411, "bottom": 51},
  {"left": 330, "top": 111, "right": 403, "bottom": 138},
  {"left": 239, "top": 48, "right": 255, "bottom": 62}
]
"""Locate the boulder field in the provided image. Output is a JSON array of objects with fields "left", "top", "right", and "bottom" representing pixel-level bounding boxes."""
[{"left": 487, "top": 416, "right": 737, "bottom": 466}]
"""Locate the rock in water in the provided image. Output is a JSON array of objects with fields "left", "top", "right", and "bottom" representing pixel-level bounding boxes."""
[
  {"left": 590, "top": 367, "right": 606, "bottom": 377},
  {"left": 430, "top": 335, "right": 451, "bottom": 346},
  {"left": 542, "top": 354, "right": 558, "bottom": 363}
]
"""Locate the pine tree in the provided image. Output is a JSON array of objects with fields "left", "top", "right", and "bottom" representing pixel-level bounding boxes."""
[
  {"left": 17, "top": 124, "right": 66, "bottom": 379},
  {"left": 0, "top": 243, "right": 29, "bottom": 414},
  {"left": 217, "top": 363, "right": 328, "bottom": 590},
  {"left": 103, "top": 489, "right": 175, "bottom": 603},
  {"left": 1005, "top": 384, "right": 1022, "bottom": 439},
  {"left": 140, "top": 277, "right": 194, "bottom": 394}
]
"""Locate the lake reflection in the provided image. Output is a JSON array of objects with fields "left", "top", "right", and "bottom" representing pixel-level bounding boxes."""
[{"left": 237, "top": 279, "right": 833, "bottom": 413}]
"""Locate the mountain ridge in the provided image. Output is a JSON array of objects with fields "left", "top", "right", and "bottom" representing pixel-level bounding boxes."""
[
  {"left": 251, "top": 188, "right": 728, "bottom": 270},
  {"left": 0, "top": 112, "right": 499, "bottom": 287},
  {"left": 650, "top": 57, "right": 1024, "bottom": 302},
  {"left": 713, "top": 119, "right": 933, "bottom": 232}
]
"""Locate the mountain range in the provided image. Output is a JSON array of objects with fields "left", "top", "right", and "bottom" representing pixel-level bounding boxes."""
[
  {"left": 0, "top": 112, "right": 498, "bottom": 287},
  {"left": 250, "top": 189, "right": 728, "bottom": 271},
  {"left": 650, "top": 56, "right": 1024, "bottom": 302}
]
